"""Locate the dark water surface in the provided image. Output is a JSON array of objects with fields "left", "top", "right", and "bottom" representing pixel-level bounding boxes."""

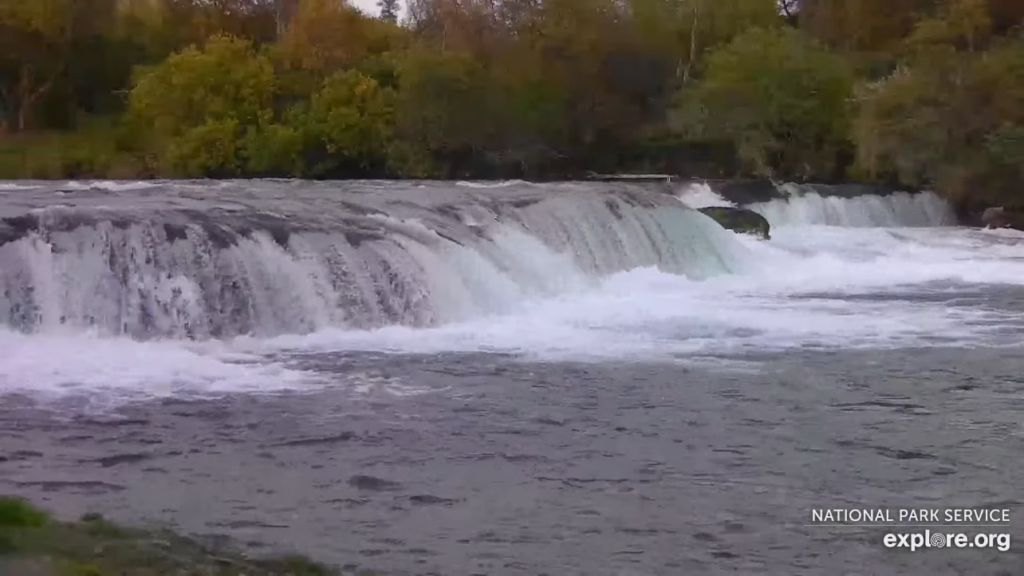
[{"left": 3, "top": 348, "right": 1023, "bottom": 575}]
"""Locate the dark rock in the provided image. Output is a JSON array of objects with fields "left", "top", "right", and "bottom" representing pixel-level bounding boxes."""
[
  {"left": 347, "top": 475, "right": 402, "bottom": 491},
  {"left": 702, "top": 179, "right": 783, "bottom": 205},
  {"left": 802, "top": 182, "right": 904, "bottom": 198},
  {"left": 697, "top": 179, "right": 911, "bottom": 207},
  {"left": 408, "top": 495, "right": 459, "bottom": 506},
  {"left": 698, "top": 207, "right": 771, "bottom": 240}
]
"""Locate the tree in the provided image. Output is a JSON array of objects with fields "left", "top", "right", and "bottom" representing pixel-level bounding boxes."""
[
  {"left": 127, "top": 34, "right": 276, "bottom": 175},
  {"left": 676, "top": 26, "right": 854, "bottom": 179},
  {"left": 277, "top": 0, "right": 400, "bottom": 77},
  {"left": 904, "top": 0, "right": 992, "bottom": 54},
  {"left": 0, "top": 0, "right": 75, "bottom": 131},
  {"left": 379, "top": 0, "right": 399, "bottom": 23},
  {"left": 799, "top": 0, "right": 941, "bottom": 54},
  {"left": 280, "top": 70, "right": 394, "bottom": 176},
  {"left": 391, "top": 49, "right": 494, "bottom": 175},
  {"left": 853, "top": 1, "right": 1024, "bottom": 207},
  {"left": 162, "top": 0, "right": 279, "bottom": 45}
]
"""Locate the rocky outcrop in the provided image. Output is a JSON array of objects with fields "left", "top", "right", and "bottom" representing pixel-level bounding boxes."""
[{"left": 698, "top": 206, "right": 771, "bottom": 240}]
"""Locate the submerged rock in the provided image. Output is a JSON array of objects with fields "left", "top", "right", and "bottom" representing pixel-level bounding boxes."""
[{"left": 698, "top": 207, "right": 771, "bottom": 240}]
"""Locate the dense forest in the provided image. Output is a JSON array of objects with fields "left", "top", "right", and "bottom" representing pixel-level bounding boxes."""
[{"left": 0, "top": 0, "right": 1022, "bottom": 209}]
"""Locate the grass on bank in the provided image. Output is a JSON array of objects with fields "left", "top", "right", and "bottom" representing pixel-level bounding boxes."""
[
  {"left": 0, "top": 117, "right": 149, "bottom": 180},
  {"left": 0, "top": 495, "right": 377, "bottom": 576}
]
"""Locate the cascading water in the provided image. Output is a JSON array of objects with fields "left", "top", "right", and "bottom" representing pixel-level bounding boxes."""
[
  {"left": 5, "top": 178, "right": 1024, "bottom": 399},
  {"left": 6, "top": 183, "right": 1024, "bottom": 576},
  {"left": 0, "top": 180, "right": 746, "bottom": 340},
  {"left": 753, "top": 184, "right": 954, "bottom": 228},
  {"left": 677, "top": 181, "right": 955, "bottom": 228}
]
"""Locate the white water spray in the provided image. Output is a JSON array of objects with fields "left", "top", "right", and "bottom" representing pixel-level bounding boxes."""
[
  {"left": 750, "top": 188, "right": 954, "bottom": 228},
  {"left": 5, "top": 179, "right": 1024, "bottom": 403},
  {"left": 0, "top": 183, "right": 746, "bottom": 340}
]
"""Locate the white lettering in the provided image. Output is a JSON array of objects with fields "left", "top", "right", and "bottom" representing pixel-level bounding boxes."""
[
  {"left": 812, "top": 509, "right": 894, "bottom": 523},
  {"left": 901, "top": 509, "right": 938, "bottom": 522},
  {"left": 883, "top": 531, "right": 1011, "bottom": 552},
  {"left": 945, "top": 509, "right": 1011, "bottom": 523}
]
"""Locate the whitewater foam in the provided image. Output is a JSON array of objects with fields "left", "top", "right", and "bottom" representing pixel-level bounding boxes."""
[
  {"left": 0, "top": 184, "right": 744, "bottom": 339},
  {"left": 750, "top": 190, "right": 954, "bottom": 228},
  {"left": 0, "top": 328, "right": 317, "bottom": 404},
  {"left": 455, "top": 180, "right": 531, "bottom": 189},
  {"left": 4, "top": 180, "right": 1024, "bottom": 402},
  {"left": 676, "top": 181, "right": 954, "bottom": 228},
  {"left": 677, "top": 183, "right": 736, "bottom": 210},
  {"left": 241, "top": 226, "right": 1024, "bottom": 361}
]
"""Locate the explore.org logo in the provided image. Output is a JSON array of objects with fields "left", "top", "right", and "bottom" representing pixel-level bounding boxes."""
[
  {"left": 807, "top": 507, "right": 1013, "bottom": 553},
  {"left": 884, "top": 530, "right": 1011, "bottom": 552}
]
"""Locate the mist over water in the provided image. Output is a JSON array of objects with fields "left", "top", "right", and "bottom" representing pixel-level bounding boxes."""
[{"left": 0, "top": 179, "right": 1022, "bottom": 400}]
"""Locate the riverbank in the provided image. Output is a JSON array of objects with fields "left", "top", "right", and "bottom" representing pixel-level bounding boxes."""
[
  {"left": 0, "top": 122, "right": 146, "bottom": 181},
  {"left": 0, "top": 495, "right": 357, "bottom": 576}
]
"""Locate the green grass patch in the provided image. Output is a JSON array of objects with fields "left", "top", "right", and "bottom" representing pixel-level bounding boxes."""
[
  {"left": 0, "top": 495, "right": 357, "bottom": 576},
  {"left": 0, "top": 117, "right": 149, "bottom": 180}
]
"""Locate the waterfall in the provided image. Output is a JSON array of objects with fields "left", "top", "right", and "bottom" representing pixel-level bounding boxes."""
[
  {"left": 677, "top": 181, "right": 956, "bottom": 228},
  {"left": 0, "top": 180, "right": 746, "bottom": 340},
  {"left": 750, "top": 190, "right": 954, "bottom": 228}
]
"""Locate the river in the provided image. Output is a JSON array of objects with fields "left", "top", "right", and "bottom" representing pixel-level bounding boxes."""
[{"left": 0, "top": 179, "right": 1021, "bottom": 575}]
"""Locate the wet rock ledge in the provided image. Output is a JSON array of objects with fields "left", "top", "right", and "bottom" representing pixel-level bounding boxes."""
[
  {"left": 0, "top": 495, "right": 369, "bottom": 576},
  {"left": 698, "top": 207, "right": 771, "bottom": 240}
]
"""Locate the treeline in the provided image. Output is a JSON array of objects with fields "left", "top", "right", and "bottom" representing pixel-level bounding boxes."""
[{"left": 0, "top": 0, "right": 1022, "bottom": 207}]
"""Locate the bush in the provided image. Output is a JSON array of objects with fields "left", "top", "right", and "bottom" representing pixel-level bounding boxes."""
[{"left": 674, "top": 26, "right": 854, "bottom": 180}]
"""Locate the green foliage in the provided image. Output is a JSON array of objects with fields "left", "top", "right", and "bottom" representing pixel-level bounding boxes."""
[
  {"left": 127, "top": 34, "right": 276, "bottom": 176},
  {"left": 393, "top": 50, "right": 490, "bottom": 160},
  {"left": 0, "top": 496, "right": 50, "bottom": 528},
  {"left": 677, "top": 26, "right": 854, "bottom": 179},
  {"left": 0, "top": 0, "right": 1021, "bottom": 207},
  {"left": 243, "top": 121, "right": 306, "bottom": 177},
  {"left": 904, "top": 0, "right": 993, "bottom": 55},
  {"left": 78, "top": 512, "right": 127, "bottom": 539},
  {"left": 854, "top": 10, "right": 1024, "bottom": 207},
  {"left": 0, "top": 118, "right": 140, "bottom": 179},
  {"left": 164, "top": 119, "right": 245, "bottom": 176},
  {"left": 301, "top": 70, "right": 395, "bottom": 175},
  {"left": 129, "top": 34, "right": 275, "bottom": 133},
  {"left": 0, "top": 495, "right": 341, "bottom": 574}
]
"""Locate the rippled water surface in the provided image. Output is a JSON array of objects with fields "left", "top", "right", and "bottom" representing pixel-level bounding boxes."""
[{"left": 4, "top": 349, "right": 1024, "bottom": 576}]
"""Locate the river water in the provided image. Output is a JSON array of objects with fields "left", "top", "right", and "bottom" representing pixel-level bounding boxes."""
[{"left": 0, "top": 180, "right": 1022, "bottom": 575}]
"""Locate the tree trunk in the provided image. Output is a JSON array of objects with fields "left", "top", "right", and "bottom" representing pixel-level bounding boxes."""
[
  {"left": 14, "top": 62, "right": 64, "bottom": 133},
  {"left": 16, "top": 66, "right": 32, "bottom": 132},
  {"left": 0, "top": 87, "right": 11, "bottom": 135},
  {"left": 681, "top": 0, "right": 701, "bottom": 85}
]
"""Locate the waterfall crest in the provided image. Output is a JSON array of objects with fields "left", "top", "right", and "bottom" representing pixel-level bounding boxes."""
[
  {"left": 0, "top": 180, "right": 745, "bottom": 339},
  {"left": 678, "top": 182, "right": 955, "bottom": 228}
]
